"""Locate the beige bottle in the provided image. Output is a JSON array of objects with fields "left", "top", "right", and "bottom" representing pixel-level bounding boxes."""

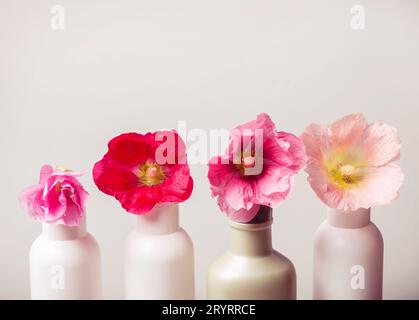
[{"left": 207, "top": 207, "right": 296, "bottom": 300}]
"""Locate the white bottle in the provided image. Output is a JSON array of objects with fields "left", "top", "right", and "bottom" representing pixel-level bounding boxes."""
[
  {"left": 313, "top": 207, "right": 383, "bottom": 300},
  {"left": 125, "top": 203, "right": 195, "bottom": 299},
  {"left": 29, "top": 217, "right": 102, "bottom": 299}
]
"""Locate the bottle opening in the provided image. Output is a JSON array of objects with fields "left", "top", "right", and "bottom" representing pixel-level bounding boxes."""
[{"left": 247, "top": 205, "right": 273, "bottom": 224}]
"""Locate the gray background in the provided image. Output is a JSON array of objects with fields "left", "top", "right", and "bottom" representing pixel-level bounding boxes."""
[{"left": 1, "top": 0, "right": 418, "bottom": 299}]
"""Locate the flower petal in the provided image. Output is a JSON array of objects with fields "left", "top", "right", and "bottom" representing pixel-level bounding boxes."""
[
  {"left": 43, "top": 179, "right": 67, "bottom": 222},
  {"left": 224, "top": 177, "right": 255, "bottom": 211},
  {"left": 256, "top": 165, "right": 294, "bottom": 207},
  {"left": 328, "top": 113, "right": 368, "bottom": 148},
  {"left": 300, "top": 123, "right": 327, "bottom": 162},
  {"left": 108, "top": 133, "right": 153, "bottom": 166},
  {"left": 358, "top": 122, "right": 401, "bottom": 166},
  {"left": 19, "top": 184, "right": 44, "bottom": 219},
  {"left": 61, "top": 202, "right": 84, "bottom": 226},
  {"left": 93, "top": 158, "right": 139, "bottom": 196},
  {"left": 352, "top": 163, "right": 404, "bottom": 208},
  {"left": 160, "top": 165, "right": 193, "bottom": 202},
  {"left": 276, "top": 131, "right": 307, "bottom": 171},
  {"left": 154, "top": 130, "right": 187, "bottom": 165},
  {"left": 39, "top": 165, "right": 53, "bottom": 184},
  {"left": 207, "top": 156, "right": 237, "bottom": 193},
  {"left": 305, "top": 161, "right": 344, "bottom": 209},
  {"left": 226, "top": 204, "right": 261, "bottom": 223},
  {"left": 234, "top": 113, "right": 276, "bottom": 136},
  {"left": 116, "top": 186, "right": 161, "bottom": 215}
]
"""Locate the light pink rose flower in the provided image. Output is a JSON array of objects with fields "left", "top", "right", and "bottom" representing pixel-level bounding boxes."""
[
  {"left": 300, "top": 113, "right": 404, "bottom": 211},
  {"left": 19, "top": 165, "right": 88, "bottom": 226},
  {"left": 208, "top": 113, "right": 306, "bottom": 223}
]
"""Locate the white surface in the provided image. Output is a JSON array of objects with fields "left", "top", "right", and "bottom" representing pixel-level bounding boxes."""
[{"left": 1, "top": 0, "right": 418, "bottom": 299}]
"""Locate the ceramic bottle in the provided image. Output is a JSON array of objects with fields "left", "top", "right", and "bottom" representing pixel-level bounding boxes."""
[
  {"left": 29, "top": 217, "right": 102, "bottom": 299},
  {"left": 125, "top": 203, "right": 195, "bottom": 299},
  {"left": 313, "top": 207, "right": 383, "bottom": 300},
  {"left": 207, "top": 206, "right": 296, "bottom": 300}
]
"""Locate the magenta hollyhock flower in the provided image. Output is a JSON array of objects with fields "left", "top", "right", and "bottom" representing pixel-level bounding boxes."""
[
  {"left": 300, "top": 113, "right": 404, "bottom": 211},
  {"left": 93, "top": 131, "right": 193, "bottom": 215},
  {"left": 208, "top": 113, "right": 306, "bottom": 223},
  {"left": 19, "top": 165, "right": 88, "bottom": 226}
]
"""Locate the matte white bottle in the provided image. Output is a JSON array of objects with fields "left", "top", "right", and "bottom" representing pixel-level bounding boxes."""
[
  {"left": 313, "top": 207, "right": 383, "bottom": 300},
  {"left": 29, "top": 217, "right": 102, "bottom": 299},
  {"left": 125, "top": 203, "right": 195, "bottom": 299}
]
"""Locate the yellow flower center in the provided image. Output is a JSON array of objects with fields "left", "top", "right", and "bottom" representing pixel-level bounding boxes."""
[
  {"left": 339, "top": 164, "right": 356, "bottom": 182},
  {"left": 329, "top": 163, "right": 364, "bottom": 189},
  {"left": 138, "top": 163, "right": 165, "bottom": 186},
  {"left": 324, "top": 148, "right": 366, "bottom": 189}
]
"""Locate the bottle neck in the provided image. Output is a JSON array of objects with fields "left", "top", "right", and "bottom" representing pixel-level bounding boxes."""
[
  {"left": 229, "top": 220, "right": 273, "bottom": 256},
  {"left": 136, "top": 203, "right": 180, "bottom": 235},
  {"left": 327, "top": 207, "right": 371, "bottom": 228},
  {"left": 42, "top": 216, "right": 87, "bottom": 240}
]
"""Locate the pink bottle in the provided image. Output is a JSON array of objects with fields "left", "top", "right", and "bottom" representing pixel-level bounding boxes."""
[{"left": 313, "top": 207, "right": 383, "bottom": 300}]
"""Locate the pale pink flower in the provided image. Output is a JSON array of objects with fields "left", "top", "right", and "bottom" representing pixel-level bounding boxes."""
[
  {"left": 19, "top": 165, "right": 88, "bottom": 226},
  {"left": 300, "top": 113, "right": 404, "bottom": 211},
  {"left": 208, "top": 113, "right": 306, "bottom": 223}
]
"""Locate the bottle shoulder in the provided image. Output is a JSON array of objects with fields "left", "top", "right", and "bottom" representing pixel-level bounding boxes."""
[
  {"left": 125, "top": 227, "right": 194, "bottom": 257},
  {"left": 208, "top": 250, "right": 295, "bottom": 280},
  {"left": 127, "top": 226, "right": 192, "bottom": 241},
  {"left": 314, "top": 221, "right": 383, "bottom": 251},
  {"left": 30, "top": 232, "right": 101, "bottom": 263},
  {"left": 30, "top": 232, "right": 100, "bottom": 255}
]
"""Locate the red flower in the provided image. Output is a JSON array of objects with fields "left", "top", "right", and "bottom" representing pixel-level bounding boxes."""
[{"left": 93, "top": 131, "right": 193, "bottom": 214}]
